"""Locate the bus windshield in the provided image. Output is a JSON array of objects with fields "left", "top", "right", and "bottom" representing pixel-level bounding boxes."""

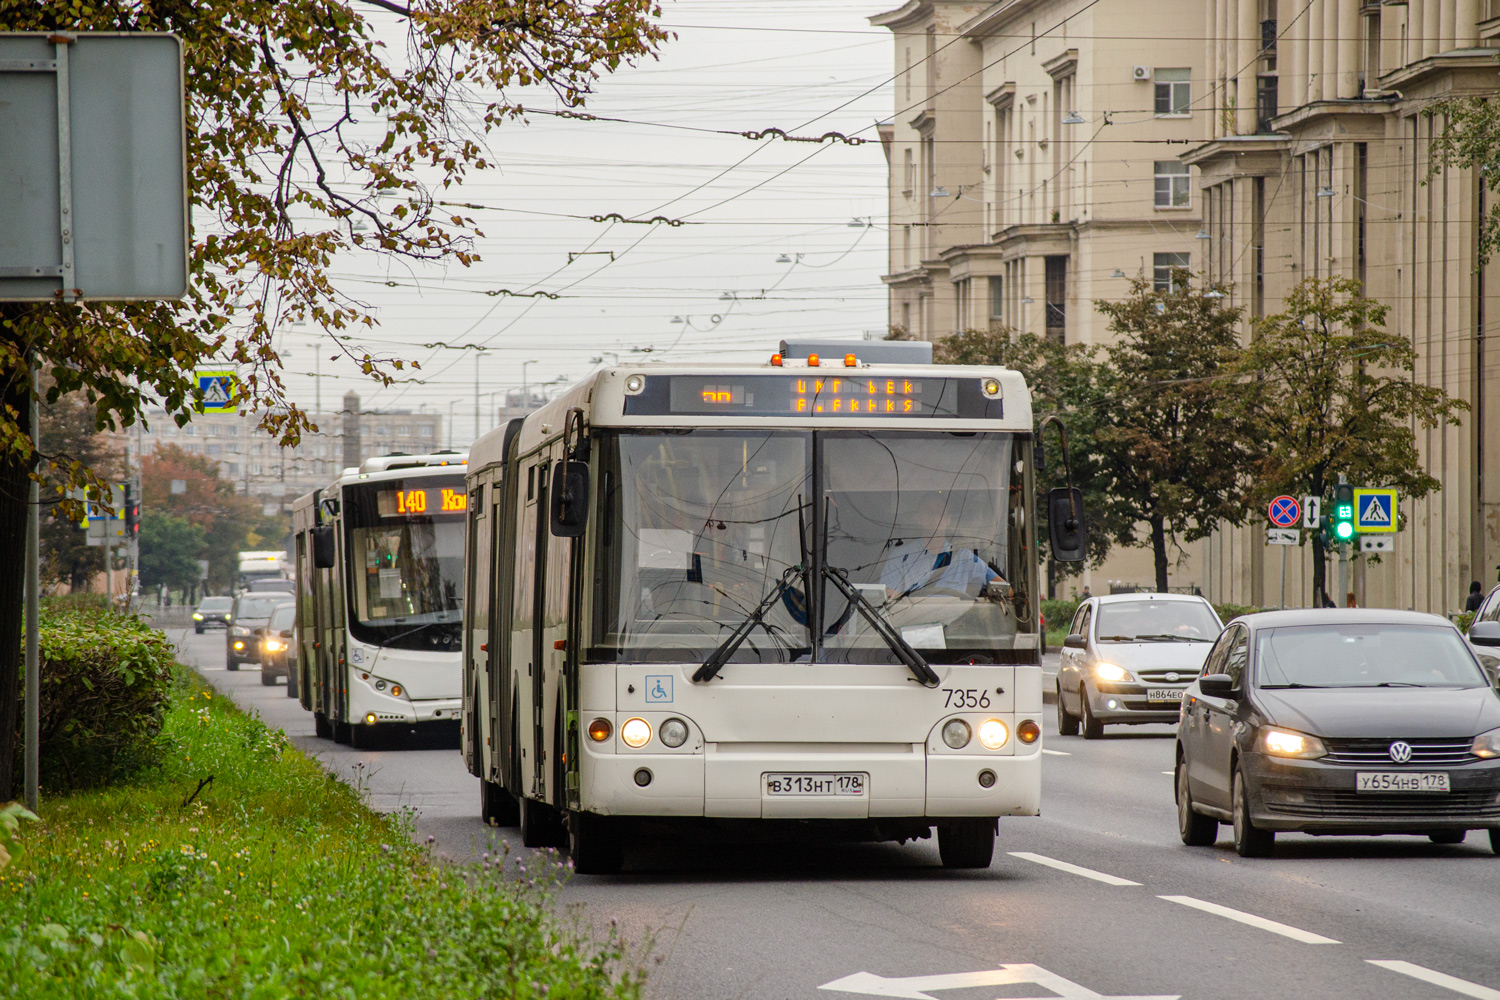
[
  {"left": 591, "top": 429, "right": 1032, "bottom": 664},
  {"left": 342, "top": 475, "right": 466, "bottom": 651}
]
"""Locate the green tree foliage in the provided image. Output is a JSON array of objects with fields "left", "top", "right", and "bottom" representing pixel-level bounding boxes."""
[
  {"left": 0, "top": 0, "right": 668, "bottom": 794},
  {"left": 142, "top": 445, "right": 273, "bottom": 593},
  {"left": 932, "top": 329, "right": 1131, "bottom": 580},
  {"left": 1093, "top": 274, "right": 1259, "bottom": 593},
  {"left": 1427, "top": 97, "right": 1500, "bottom": 266},
  {"left": 138, "top": 512, "right": 208, "bottom": 595},
  {"left": 38, "top": 394, "right": 126, "bottom": 592},
  {"left": 1231, "top": 276, "right": 1466, "bottom": 604}
]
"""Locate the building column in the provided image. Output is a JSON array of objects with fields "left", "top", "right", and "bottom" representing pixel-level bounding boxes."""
[
  {"left": 1456, "top": 0, "right": 1480, "bottom": 46},
  {"left": 1288, "top": 0, "right": 1307, "bottom": 110},
  {"left": 1216, "top": 0, "right": 1231, "bottom": 138},
  {"left": 1440, "top": 0, "right": 1457, "bottom": 51},
  {"left": 1424, "top": 0, "right": 1442, "bottom": 57},
  {"left": 1409, "top": 0, "right": 1426, "bottom": 65},
  {"left": 1322, "top": 0, "right": 1339, "bottom": 101},
  {"left": 1237, "top": 0, "right": 1258, "bottom": 133},
  {"left": 1306, "top": 0, "right": 1324, "bottom": 103}
]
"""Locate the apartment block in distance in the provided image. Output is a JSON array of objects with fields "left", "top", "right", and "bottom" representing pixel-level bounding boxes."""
[{"left": 1186, "top": 0, "right": 1500, "bottom": 613}]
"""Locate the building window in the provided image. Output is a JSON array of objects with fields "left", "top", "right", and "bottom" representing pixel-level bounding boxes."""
[
  {"left": 988, "top": 276, "right": 1004, "bottom": 323},
  {"left": 1255, "top": 75, "right": 1278, "bottom": 133},
  {"left": 902, "top": 225, "right": 912, "bottom": 268},
  {"left": 903, "top": 148, "right": 914, "bottom": 193},
  {"left": 420, "top": 426, "right": 433, "bottom": 439},
  {"left": 206, "top": 444, "right": 221, "bottom": 456},
  {"left": 207, "top": 424, "right": 220, "bottom": 437},
  {"left": 1153, "top": 252, "right": 1191, "bottom": 292},
  {"left": 1154, "top": 161, "right": 1191, "bottom": 208},
  {"left": 396, "top": 424, "right": 410, "bottom": 437},
  {"left": 1154, "top": 69, "right": 1191, "bottom": 116},
  {"left": 225, "top": 462, "right": 238, "bottom": 475},
  {"left": 184, "top": 425, "right": 195, "bottom": 436},
  {"left": 1044, "top": 255, "right": 1067, "bottom": 341}
]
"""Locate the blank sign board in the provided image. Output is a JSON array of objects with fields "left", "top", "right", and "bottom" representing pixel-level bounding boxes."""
[{"left": 0, "top": 33, "right": 186, "bottom": 301}]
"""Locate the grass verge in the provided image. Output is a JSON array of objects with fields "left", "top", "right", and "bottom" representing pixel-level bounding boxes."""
[{"left": 0, "top": 665, "right": 643, "bottom": 999}]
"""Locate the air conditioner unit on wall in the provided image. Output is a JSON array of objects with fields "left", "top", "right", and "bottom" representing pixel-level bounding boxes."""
[{"left": 1132, "top": 65, "right": 1151, "bottom": 81}]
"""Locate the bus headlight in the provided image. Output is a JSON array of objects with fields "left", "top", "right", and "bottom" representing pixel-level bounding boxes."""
[
  {"left": 942, "top": 719, "right": 971, "bottom": 749},
  {"left": 659, "top": 718, "right": 689, "bottom": 748},
  {"left": 588, "top": 718, "right": 612, "bottom": 742},
  {"left": 978, "top": 719, "right": 1009, "bottom": 750},
  {"left": 621, "top": 718, "right": 651, "bottom": 748}
]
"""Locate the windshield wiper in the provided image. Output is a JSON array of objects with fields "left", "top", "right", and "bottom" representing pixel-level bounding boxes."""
[
  {"left": 1259, "top": 683, "right": 1331, "bottom": 689},
  {"left": 1133, "top": 633, "right": 1210, "bottom": 643},
  {"left": 823, "top": 566, "right": 940, "bottom": 687},
  {"left": 693, "top": 566, "right": 802, "bottom": 683},
  {"left": 1097, "top": 634, "right": 1135, "bottom": 642}
]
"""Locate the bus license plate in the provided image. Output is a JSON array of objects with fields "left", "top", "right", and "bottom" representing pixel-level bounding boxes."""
[
  {"left": 1356, "top": 772, "right": 1450, "bottom": 793},
  {"left": 1147, "top": 689, "right": 1183, "bottom": 703},
  {"left": 763, "top": 772, "right": 867, "bottom": 796}
]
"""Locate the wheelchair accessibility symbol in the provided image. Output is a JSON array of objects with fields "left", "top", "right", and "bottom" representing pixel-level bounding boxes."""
[{"left": 644, "top": 675, "right": 673, "bottom": 704}]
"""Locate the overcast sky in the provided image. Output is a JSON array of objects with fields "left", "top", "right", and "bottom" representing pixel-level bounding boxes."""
[{"left": 269, "top": 0, "right": 894, "bottom": 445}]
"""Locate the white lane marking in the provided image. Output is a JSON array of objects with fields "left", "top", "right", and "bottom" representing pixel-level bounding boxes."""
[
  {"left": 1009, "top": 852, "right": 1141, "bottom": 886},
  {"left": 1161, "top": 770, "right": 1175, "bottom": 775},
  {"left": 1157, "top": 895, "right": 1339, "bottom": 944},
  {"left": 1367, "top": 961, "right": 1500, "bottom": 1000},
  {"left": 820, "top": 963, "right": 1178, "bottom": 999},
  {"left": 1041, "top": 748, "right": 1070, "bottom": 756}
]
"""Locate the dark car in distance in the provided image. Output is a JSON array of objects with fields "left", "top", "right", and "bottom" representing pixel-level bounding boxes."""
[
  {"left": 226, "top": 593, "right": 292, "bottom": 670},
  {"left": 1175, "top": 609, "right": 1500, "bottom": 857},
  {"left": 193, "top": 596, "right": 233, "bottom": 634},
  {"left": 259, "top": 603, "right": 298, "bottom": 694}
]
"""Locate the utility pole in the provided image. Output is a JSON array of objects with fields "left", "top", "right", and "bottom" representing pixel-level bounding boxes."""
[{"left": 24, "top": 352, "right": 40, "bottom": 812}]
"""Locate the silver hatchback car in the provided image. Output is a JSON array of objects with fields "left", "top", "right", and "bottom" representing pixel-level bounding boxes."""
[{"left": 1056, "top": 593, "right": 1223, "bottom": 738}]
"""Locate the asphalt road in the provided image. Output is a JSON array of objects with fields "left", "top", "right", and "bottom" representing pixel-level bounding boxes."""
[{"left": 174, "top": 628, "right": 1500, "bottom": 1000}]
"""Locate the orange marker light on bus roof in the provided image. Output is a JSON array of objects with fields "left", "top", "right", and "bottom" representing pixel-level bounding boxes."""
[
  {"left": 844, "top": 354, "right": 857, "bottom": 367},
  {"left": 770, "top": 353, "right": 783, "bottom": 366},
  {"left": 807, "top": 353, "right": 820, "bottom": 367}
]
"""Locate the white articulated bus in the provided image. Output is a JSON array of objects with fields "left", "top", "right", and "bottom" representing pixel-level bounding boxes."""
[
  {"left": 291, "top": 452, "right": 470, "bottom": 749},
  {"left": 461, "top": 342, "right": 1086, "bottom": 872}
]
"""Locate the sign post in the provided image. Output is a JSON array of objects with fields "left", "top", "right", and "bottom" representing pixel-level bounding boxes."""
[
  {"left": 1266, "top": 497, "right": 1301, "bottom": 610},
  {"left": 2, "top": 31, "right": 187, "bottom": 815}
]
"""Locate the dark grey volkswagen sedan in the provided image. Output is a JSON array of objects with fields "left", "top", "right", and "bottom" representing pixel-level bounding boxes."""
[{"left": 1175, "top": 609, "right": 1500, "bottom": 857}]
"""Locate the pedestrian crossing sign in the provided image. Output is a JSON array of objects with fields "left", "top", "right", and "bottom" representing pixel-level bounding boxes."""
[
  {"left": 196, "top": 369, "right": 239, "bottom": 414},
  {"left": 1353, "top": 487, "right": 1398, "bottom": 533}
]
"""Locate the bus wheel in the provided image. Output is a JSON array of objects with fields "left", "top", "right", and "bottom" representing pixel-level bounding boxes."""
[
  {"left": 481, "top": 779, "right": 520, "bottom": 827},
  {"left": 285, "top": 669, "right": 299, "bottom": 699},
  {"left": 568, "top": 811, "right": 623, "bottom": 875},
  {"left": 937, "top": 819, "right": 996, "bottom": 869},
  {"left": 333, "top": 720, "right": 352, "bottom": 745},
  {"left": 520, "top": 796, "right": 563, "bottom": 848},
  {"left": 314, "top": 712, "right": 332, "bottom": 739}
]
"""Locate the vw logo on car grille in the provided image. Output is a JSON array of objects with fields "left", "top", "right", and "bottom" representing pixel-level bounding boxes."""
[
  {"left": 1388, "top": 741, "right": 1413, "bottom": 763},
  {"left": 1165, "top": 672, "right": 1180, "bottom": 682}
]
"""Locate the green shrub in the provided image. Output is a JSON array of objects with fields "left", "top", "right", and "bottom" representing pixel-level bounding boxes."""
[
  {"left": 1213, "top": 603, "right": 1266, "bottom": 622},
  {"left": 1453, "top": 611, "right": 1476, "bottom": 633},
  {"left": 39, "top": 593, "right": 111, "bottom": 614},
  {"left": 1041, "top": 599, "right": 1078, "bottom": 634},
  {"left": 11, "top": 608, "right": 175, "bottom": 797}
]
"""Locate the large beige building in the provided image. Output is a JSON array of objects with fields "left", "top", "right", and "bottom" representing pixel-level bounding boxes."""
[
  {"left": 1188, "top": 0, "right": 1500, "bottom": 613},
  {"left": 872, "top": 0, "right": 1207, "bottom": 346}
]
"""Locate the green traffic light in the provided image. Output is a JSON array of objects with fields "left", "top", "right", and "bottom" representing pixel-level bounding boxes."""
[{"left": 1335, "top": 521, "right": 1354, "bottom": 540}]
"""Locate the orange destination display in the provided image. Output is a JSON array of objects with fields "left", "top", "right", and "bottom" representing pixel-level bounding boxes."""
[
  {"left": 375, "top": 486, "right": 468, "bottom": 518},
  {"left": 623, "top": 374, "right": 1002, "bottom": 419}
]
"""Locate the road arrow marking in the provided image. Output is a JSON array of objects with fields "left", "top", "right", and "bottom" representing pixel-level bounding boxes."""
[
  {"left": 1367, "top": 961, "right": 1500, "bottom": 999},
  {"left": 818, "top": 963, "right": 1178, "bottom": 1000}
]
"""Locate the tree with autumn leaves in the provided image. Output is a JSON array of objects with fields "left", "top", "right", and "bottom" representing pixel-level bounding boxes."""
[{"left": 0, "top": 0, "right": 666, "bottom": 801}]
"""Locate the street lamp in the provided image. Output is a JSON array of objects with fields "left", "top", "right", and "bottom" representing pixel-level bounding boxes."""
[{"left": 521, "top": 359, "right": 540, "bottom": 408}]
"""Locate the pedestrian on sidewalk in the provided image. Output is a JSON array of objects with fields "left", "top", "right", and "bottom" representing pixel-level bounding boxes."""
[
  {"left": 1345, "top": 591, "right": 1358, "bottom": 608},
  {"left": 1467, "top": 581, "right": 1485, "bottom": 613}
]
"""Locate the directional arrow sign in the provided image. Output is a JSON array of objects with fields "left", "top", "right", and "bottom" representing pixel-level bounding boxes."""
[{"left": 819, "top": 964, "right": 1179, "bottom": 1000}]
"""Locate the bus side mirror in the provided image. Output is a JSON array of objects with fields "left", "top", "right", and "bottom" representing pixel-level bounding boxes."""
[
  {"left": 1048, "top": 486, "right": 1088, "bottom": 563},
  {"left": 311, "top": 525, "right": 336, "bottom": 569},
  {"left": 550, "top": 459, "right": 590, "bottom": 537}
]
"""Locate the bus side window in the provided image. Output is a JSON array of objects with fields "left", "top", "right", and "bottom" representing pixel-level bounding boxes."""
[{"left": 514, "top": 463, "right": 538, "bottom": 628}]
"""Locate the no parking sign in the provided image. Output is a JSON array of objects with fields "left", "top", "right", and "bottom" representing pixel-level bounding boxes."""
[{"left": 1267, "top": 495, "right": 1301, "bottom": 528}]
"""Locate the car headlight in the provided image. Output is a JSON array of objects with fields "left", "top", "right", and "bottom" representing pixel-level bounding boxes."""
[
  {"left": 659, "top": 718, "right": 689, "bottom": 748},
  {"left": 942, "top": 719, "right": 972, "bottom": 749},
  {"left": 1472, "top": 728, "right": 1500, "bottom": 759},
  {"left": 264, "top": 639, "right": 286, "bottom": 653},
  {"left": 1094, "top": 662, "right": 1132, "bottom": 682},
  {"left": 1259, "top": 727, "right": 1327, "bottom": 759},
  {"left": 620, "top": 718, "right": 651, "bottom": 748},
  {"left": 978, "top": 719, "right": 1009, "bottom": 750},
  {"left": 192, "top": 613, "right": 203, "bottom": 620}
]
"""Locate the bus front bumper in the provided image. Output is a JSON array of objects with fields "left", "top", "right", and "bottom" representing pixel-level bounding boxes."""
[{"left": 580, "top": 743, "right": 1040, "bottom": 820}]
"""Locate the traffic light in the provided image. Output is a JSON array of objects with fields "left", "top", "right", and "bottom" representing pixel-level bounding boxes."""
[
  {"left": 1331, "top": 484, "right": 1356, "bottom": 543},
  {"left": 124, "top": 482, "right": 140, "bottom": 538}
]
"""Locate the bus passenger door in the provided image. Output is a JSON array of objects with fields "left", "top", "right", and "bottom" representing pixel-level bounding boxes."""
[
  {"left": 463, "top": 483, "right": 489, "bottom": 776},
  {"left": 531, "top": 459, "right": 551, "bottom": 801},
  {"left": 512, "top": 461, "right": 542, "bottom": 799}
]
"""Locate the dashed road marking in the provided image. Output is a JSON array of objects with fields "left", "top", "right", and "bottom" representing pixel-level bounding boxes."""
[
  {"left": 1041, "top": 749, "right": 1070, "bottom": 756},
  {"left": 1366, "top": 961, "right": 1500, "bottom": 999},
  {"left": 1158, "top": 895, "right": 1339, "bottom": 944},
  {"left": 1161, "top": 770, "right": 1174, "bottom": 775},
  {"left": 1009, "top": 852, "right": 1141, "bottom": 886}
]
